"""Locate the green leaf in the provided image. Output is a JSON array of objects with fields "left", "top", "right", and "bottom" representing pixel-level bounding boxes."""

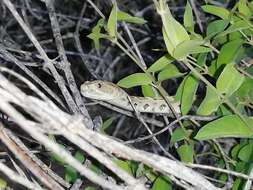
[
  {"left": 102, "top": 117, "right": 115, "bottom": 131},
  {"left": 238, "top": 0, "right": 252, "bottom": 17},
  {"left": 87, "top": 19, "right": 107, "bottom": 49},
  {"left": 202, "top": 5, "right": 230, "bottom": 20},
  {"left": 159, "top": 1, "right": 190, "bottom": 56},
  {"left": 177, "top": 143, "right": 194, "bottom": 163},
  {"left": 85, "top": 187, "right": 96, "bottom": 190},
  {"left": 188, "top": 46, "right": 212, "bottom": 55},
  {"left": 171, "top": 128, "right": 190, "bottom": 144},
  {"left": 174, "top": 76, "right": 186, "bottom": 101},
  {"left": 236, "top": 78, "right": 253, "bottom": 98},
  {"left": 74, "top": 151, "right": 85, "bottom": 163},
  {"left": 232, "top": 177, "right": 244, "bottom": 190},
  {"left": 206, "top": 20, "right": 229, "bottom": 39},
  {"left": 217, "top": 64, "right": 245, "bottom": 97},
  {"left": 218, "top": 104, "right": 234, "bottom": 116},
  {"left": 49, "top": 152, "right": 65, "bottom": 165},
  {"left": 162, "top": 27, "right": 174, "bottom": 57},
  {"left": 135, "top": 164, "right": 145, "bottom": 178},
  {"left": 65, "top": 165, "right": 78, "bottom": 183},
  {"left": 197, "top": 86, "right": 221, "bottom": 115},
  {"left": 158, "top": 64, "right": 184, "bottom": 81},
  {"left": 65, "top": 151, "right": 85, "bottom": 183},
  {"left": 48, "top": 135, "right": 66, "bottom": 165},
  {"left": 217, "top": 39, "right": 244, "bottom": 67},
  {"left": 238, "top": 143, "right": 253, "bottom": 162},
  {"left": 141, "top": 85, "right": 158, "bottom": 98},
  {"left": 181, "top": 74, "right": 199, "bottom": 115},
  {"left": 87, "top": 33, "right": 108, "bottom": 49},
  {"left": 117, "top": 73, "right": 152, "bottom": 88},
  {"left": 208, "top": 59, "right": 218, "bottom": 77},
  {"left": 196, "top": 53, "right": 207, "bottom": 67},
  {"left": 90, "top": 18, "right": 105, "bottom": 33},
  {"left": 0, "top": 178, "right": 7, "bottom": 189},
  {"left": 114, "top": 159, "right": 133, "bottom": 175},
  {"left": 231, "top": 144, "right": 241, "bottom": 159},
  {"left": 128, "top": 161, "right": 139, "bottom": 177},
  {"left": 137, "top": 165, "right": 157, "bottom": 181},
  {"left": 233, "top": 160, "right": 247, "bottom": 173},
  {"left": 184, "top": 1, "right": 194, "bottom": 32},
  {"left": 117, "top": 11, "right": 146, "bottom": 24},
  {"left": 229, "top": 31, "right": 243, "bottom": 41},
  {"left": 195, "top": 115, "right": 253, "bottom": 140},
  {"left": 107, "top": 3, "right": 117, "bottom": 38},
  {"left": 89, "top": 163, "right": 102, "bottom": 175},
  {"left": 173, "top": 40, "right": 211, "bottom": 60},
  {"left": 151, "top": 176, "right": 172, "bottom": 190},
  {"left": 249, "top": 1, "right": 253, "bottom": 10},
  {"left": 218, "top": 20, "right": 251, "bottom": 38},
  {"left": 147, "top": 54, "right": 174, "bottom": 73}
]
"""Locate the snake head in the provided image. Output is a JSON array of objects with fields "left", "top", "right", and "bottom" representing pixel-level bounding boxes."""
[{"left": 81, "top": 80, "right": 126, "bottom": 101}]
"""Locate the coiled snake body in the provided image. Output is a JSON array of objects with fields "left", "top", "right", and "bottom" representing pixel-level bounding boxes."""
[{"left": 81, "top": 80, "right": 180, "bottom": 115}]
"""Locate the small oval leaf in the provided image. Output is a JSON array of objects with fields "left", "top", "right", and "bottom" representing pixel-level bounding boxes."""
[
  {"left": 171, "top": 128, "right": 191, "bottom": 144},
  {"left": 159, "top": 1, "right": 190, "bottom": 55},
  {"left": 195, "top": 115, "right": 253, "bottom": 140},
  {"left": 184, "top": 1, "right": 194, "bottom": 32},
  {"left": 217, "top": 63, "right": 245, "bottom": 97},
  {"left": 114, "top": 159, "right": 133, "bottom": 175},
  {"left": 206, "top": 19, "right": 229, "bottom": 40},
  {"left": 151, "top": 176, "right": 172, "bottom": 190},
  {"left": 202, "top": 5, "right": 230, "bottom": 20},
  {"left": 147, "top": 54, "right": 174, "bottom": 73},
  {"left": 218, "top": 20, "right": 250, "bottom": 37},
  {"left": 173, "top": 40, "right": 211, "bottom": 60},
  {"left": 197, "top": 86, "right": 221, "bottom": 115},
  {"left": 87, "top": 19, "right": 106, "bottom": 49},
  {"left": 177, "top": 143, "right": 194, "bottom": 163},
  {"left": 217, "top": 39, "right": 244, "bottom": 66},
  {"left": 117, "top": 11, "right": 146, "bottom": 24},
  {"left": 158, "top": 64, "right": 184, "bottom": 82},
  {"left": 181, "top": 74, "right": 199, "bottom": 115},
  {"left": 117, "top": 73, "right": 152, "bottom": 88},
  {"left": 102, "top": 117, "right": 115, "bottom": 131},
  {"left": 238, "top": 143, "right": 253, "bottom": 162},
  {"left": 107, "top": 3, "right": 117, "bottom": 38},
  {"left": 238, "top": 0, "right": 252, "bottom": 18},
  {"left": 141, "top": 85, "right": 158, "bottom": 98}
]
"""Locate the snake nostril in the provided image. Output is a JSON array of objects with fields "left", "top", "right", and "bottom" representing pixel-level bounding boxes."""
[{"left": 98, "top": 83, "right": 102, "bottom": 88}]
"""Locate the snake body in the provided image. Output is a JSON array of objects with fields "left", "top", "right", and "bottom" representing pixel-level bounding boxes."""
[{"left": 81, "top": 80, "right": 180, "bottom": 115}]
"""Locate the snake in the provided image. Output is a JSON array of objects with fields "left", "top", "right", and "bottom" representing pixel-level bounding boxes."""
[{"left": 81, "top": 80, "right": 180, "bottom": 115}]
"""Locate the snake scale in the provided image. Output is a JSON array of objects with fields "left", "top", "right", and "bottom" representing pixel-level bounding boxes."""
[{"left": 81, "top": 80, "right": 180, "bottom": 115}]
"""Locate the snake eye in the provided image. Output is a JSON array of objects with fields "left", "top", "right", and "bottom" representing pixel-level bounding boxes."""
[{"left": 98, "top": 83, "right": 102, "bottom": 88}]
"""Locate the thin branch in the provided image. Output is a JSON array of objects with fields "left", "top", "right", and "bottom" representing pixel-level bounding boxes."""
[
  {"left": 0, "top": 124, "right": 64, "bottom": 190},
  {"left": 2, "top": 0, "right": 94, "bottom": 129},
  {"left": 189, "top": 0, "right": 204, "bottom": 32},
  {"left": 0, "top": 161, "right": 42, "bottom": 190},
  {"left": 126, "top": 96, "right": 176, "bottom": 160},
  {"left": 125, "top": 115, "right": 217, "bottom": 144},
  {"left": 44, "top": 0, "right": 94, "bottom": 128},
  {"left": 73, "top": 1, "right": 101, "bottom": 80},
  {"left": 188, "top": 163, "right": 253, "bottom": 181},
  {"left": 0, "top": 44, "right": 65, "bottom": 108}
]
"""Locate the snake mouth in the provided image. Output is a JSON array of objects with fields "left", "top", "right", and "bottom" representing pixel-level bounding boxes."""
[
  {"left": 80, "top": 83, "right": 88, "bottom": 91},
  {"left": 80, "top": 84, "right": 92, "bottom": 97}
]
